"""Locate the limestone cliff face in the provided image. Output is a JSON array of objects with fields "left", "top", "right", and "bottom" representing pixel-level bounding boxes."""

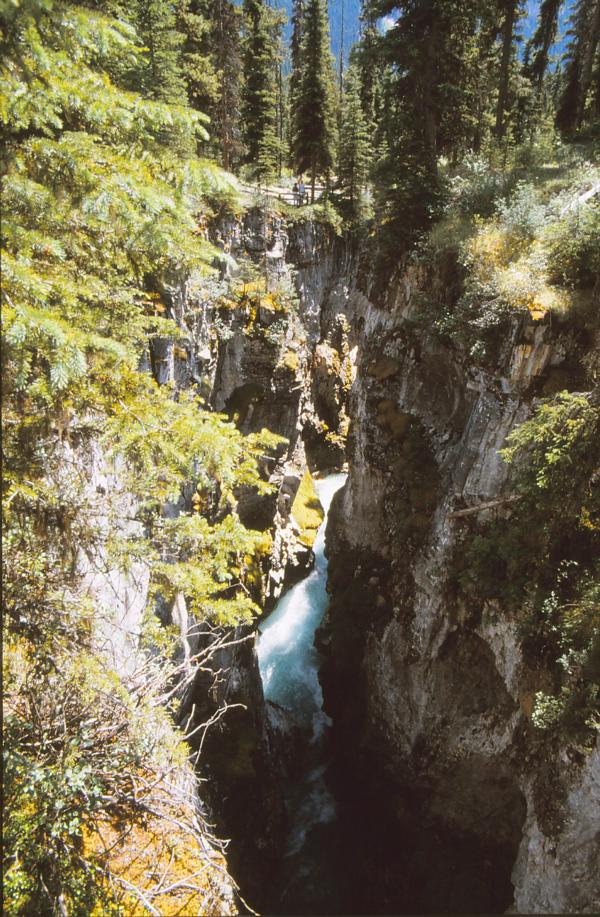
[
  {"left": 151, "top": 211, "right": 358, "bottom": 600},
  {"left": 321, "top": 259, "right": 599, "bottom": 914}
]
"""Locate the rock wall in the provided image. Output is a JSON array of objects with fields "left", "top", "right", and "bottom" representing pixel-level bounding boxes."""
[
  {"left": 146, "top": 210, "right": 362, "bottom": 909},
  {"left": 321, "top": 258, "right": 600, "bottom": 913},
  {"left": 132, "top": 205, "right": 598, "bottom": 913}
]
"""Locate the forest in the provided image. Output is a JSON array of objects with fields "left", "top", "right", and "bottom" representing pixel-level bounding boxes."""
[{"left": 2, "top": 0, "right": 599, "bottom": 914}]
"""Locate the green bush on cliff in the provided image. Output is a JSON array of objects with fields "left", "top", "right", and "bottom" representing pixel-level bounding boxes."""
[
  {"left": 279, "top": 197, "right": 344, "bottom": 235},
  {"left": 418, "top": 156, "right": 600, "bottom": 363},
  {"left": 543, "top": 204, "right": 600, "bottom": 290},
  {"left": 451, "top": 392, "right": 600, "bottom": 745}
]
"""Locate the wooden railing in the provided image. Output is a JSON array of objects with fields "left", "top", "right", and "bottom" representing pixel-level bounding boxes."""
[{"left": 238, "top": 181, "right": 327, "bottom": 206}]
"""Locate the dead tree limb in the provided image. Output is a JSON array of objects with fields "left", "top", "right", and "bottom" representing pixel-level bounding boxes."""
[{"left": 448, "top": 494, "right": 522, "bottom": 520}]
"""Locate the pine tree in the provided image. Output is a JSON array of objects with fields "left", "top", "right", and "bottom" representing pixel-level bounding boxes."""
[
  {"left": 83, "top": 0, "right": 188, "bottom": 104},
  {"left": 469, "top": 3, "right": 504, "bottom": 151},
  {"left": 360, "top": 0, "right": 488, "bottom": 244},
  {"left": 289, "top": 0, "right": 305, "bottom": 139},
  {"left": 292, "top": 0, "right": 336, "bottom": 201},
  {"left": 495, "top": 0, "right": 524, "bottom": 139},
  {"left": 211, "top": 0, "right": 245, "bottom": 170},
  {"left": 355, "top": 19, "right": 381, "bottom": 134},
  {"left": 576, "top": 0, "right": 600, "bottom": 124},
  {"left": 181, "top": 0, "right": 245, "bottom": 169},
  {"left": 241, "top": 0, "right": 283, "bottom": 180},
  {"left": 179, "top": 0, "right": 220, "bottom": 117},
  {"left": 338, "top": 63, "right": 370, "bottom": 218},
  {"left": 556, "top": 0, "right": 600, "bottom": 132},
  {"left": 526, "top": 0, "right": 564, "bottom": 88},
  {"left": 276, "top": 56, "right": 288, "bottom": 177},
  {"left": 593, "top": 35, "right": 600, "bottom": 115}
]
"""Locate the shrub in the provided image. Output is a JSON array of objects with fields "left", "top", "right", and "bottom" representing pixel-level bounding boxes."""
[
  {"left": 496, "top": 182, "right": 549, "bottom": 239},
  {"left": 291, "top": 472, "right": 324, "bottom": 548},
  {"left": 542, "top": 203, "right": 600, "bottom": 289},
  {"left": 444, "top": 154, "right": 506, "bottom": 217}
]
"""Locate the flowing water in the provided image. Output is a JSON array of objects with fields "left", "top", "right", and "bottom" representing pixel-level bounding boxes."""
[
  {"left": 257, "top": 473, "right": 347, "bottom": 914},
  {"left": 255, "top": 473, "right": 515, "bottom": 915}
]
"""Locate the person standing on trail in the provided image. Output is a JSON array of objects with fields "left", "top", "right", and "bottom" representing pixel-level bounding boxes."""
[
  {"left": 293, "top": 180, "right": 300, "bottom": 206},
  {"left": 298, "top": 176, "right": 306, "bottom": 205}
]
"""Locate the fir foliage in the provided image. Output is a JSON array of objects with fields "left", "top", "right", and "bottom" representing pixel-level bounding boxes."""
[
  {"left": 556, "top": 0, "right": 600, "bottom": 133},
  {"left": 180, "top": 0, "right": 245, "bottom": 168},
  {"left": 241, "top": 0, "right": 284, "bottom": 181},
  {"left": 338, "top": 62, "right": 370, "bottom": 218},
  {"left": 292, "top": 0, "right": 336, "bottom": 200},
  {"left": 526, "top": 0, "right": 564, "bottom": 88}
]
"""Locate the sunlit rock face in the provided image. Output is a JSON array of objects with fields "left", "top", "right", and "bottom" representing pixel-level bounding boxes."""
[
  {"left": 322, "top": 253, "right": 600, "bottom": 914},
  {"left": 146, "top": 209, "right": 598, "bottom": 914}
]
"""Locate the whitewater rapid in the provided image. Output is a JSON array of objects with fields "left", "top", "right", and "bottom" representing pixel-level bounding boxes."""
[{"left": 257, "top": 473, "right": 346, "bottom": 860}]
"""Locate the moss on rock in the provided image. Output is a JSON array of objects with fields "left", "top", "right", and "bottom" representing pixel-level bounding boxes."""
[{"left": 291, "top": 472, "right": 324, "bottom": 548}]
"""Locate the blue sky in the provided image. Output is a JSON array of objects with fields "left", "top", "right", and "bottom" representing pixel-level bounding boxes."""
[
  {"left": 276, "top": 0, "right": 362, "bottom": 63},
  {"left": 273, "top": 0, "right": 575, "bottom": 66}
]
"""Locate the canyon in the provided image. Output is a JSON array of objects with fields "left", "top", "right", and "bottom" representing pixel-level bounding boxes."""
[
  {"left": 198, "top": 209, "right": 600, "bottom": 913},
  {"left": 77, "top": 206, "right": 599, "bottom": 913}
]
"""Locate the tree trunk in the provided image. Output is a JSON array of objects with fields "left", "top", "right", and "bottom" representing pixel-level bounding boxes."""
[
  {"left": 495, "top": 0, "right": 518, "bottom": 139},
  {"left": 311, "top": 159, "right": 316, "bottom": 203},
  {"left": 278, "top": 61, "right": 283, "bottom": 178},
  {"left": 421, "top": 12, "right": 438, "bottom": 173}
]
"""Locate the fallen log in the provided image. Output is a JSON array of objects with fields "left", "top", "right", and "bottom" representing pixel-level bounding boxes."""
[{"left": 448, "top": 494, "right": 522, "bottom": 520}]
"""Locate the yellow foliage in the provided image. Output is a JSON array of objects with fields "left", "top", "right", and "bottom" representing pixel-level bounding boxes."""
[
  {"left": 465, "top": 222, "right": 523, "bottom": 273},
  {"left": 580, "top": 507, "right": 598, "bottom": 531},
  {"left": 254, "top": 531, "right": 274, "bottom": 555},
  {"left": 466, "top": 225, "right": 572, "bottom": 320},
  {"left": 244, "top": 531, "right": 273, "bottom": 590},
  {"left": 83, "top": 776, "right": 234, "bottom": 916},
  {"left": 494, "top": 258, "right": 570, "bottom": 317},
  {"left": 3, "top": 638, "right": 31, "bottom": 700}
]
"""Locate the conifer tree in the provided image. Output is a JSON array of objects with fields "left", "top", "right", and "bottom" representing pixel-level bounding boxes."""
[
  {"left": 338, "top": 63, "right": 370, "bottom": 218},
  {"left": 84, "top": 0, "right": 188, "bottom": 104},
  {"left": 361, "top": 0, "right": 487, "bottom": 243},
  {"left": 355, "top": 19, "right": 382, "bottom": 134},
  {"left": 212, "top": 0, "right": 245, "bottom": 170},
  {"left": 556, "top": 0, "right": 600, "bottom": 132},
  {"left": 241, "top": 0, "right": 283, "bottom": 180},
  {"left": 181, "top": 0, "right": 244, "bottom": 169},
  {"left": 526, "top": 0, "right": 564, "bottom": 88},
  {"left": 179, "top": 0, "right": 220, "bottom": 117},
  {"left": 494, "top": 0, "right": 524, "bottom": 139},
  {"left": 576, "top": 0, "right": 600, "bottom": 124},
  {"left": 292, "top": 0, "right": 336, "bottom": 201},
  {"left": 276, "top": 57, "right": 288, "bottom": 177},
  {"left": 133, "top": 0, "right": 188, "bottom": 104},
  {"left": 289, "top": 0, "right": 305, "bottom": 130}
]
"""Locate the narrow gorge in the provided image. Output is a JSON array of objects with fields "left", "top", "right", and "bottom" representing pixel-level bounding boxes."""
[{"left": 154, "top": 207, "right": 599, "bottom": 914}]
